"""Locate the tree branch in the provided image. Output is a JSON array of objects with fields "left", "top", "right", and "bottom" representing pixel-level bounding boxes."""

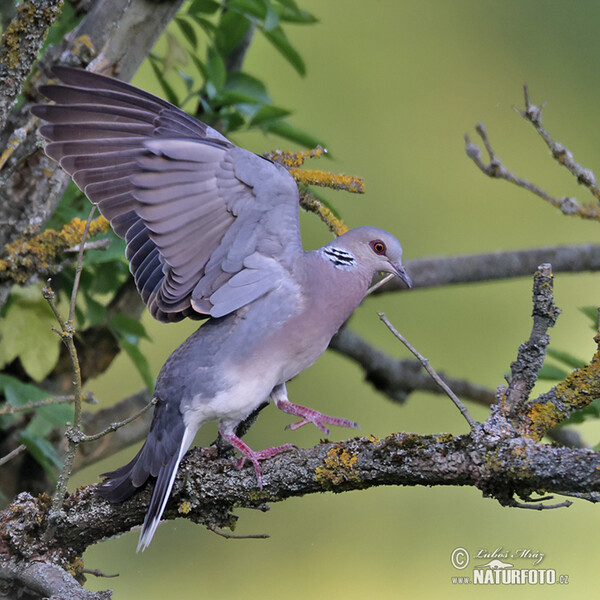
[
  {"left": 0, "top": 0, "right": 62, "bottom": 132},
  {"left": 377, "top": 244, "right": 600, "bottom": 293}
]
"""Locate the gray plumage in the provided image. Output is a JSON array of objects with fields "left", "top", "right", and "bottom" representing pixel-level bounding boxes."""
[{"left": 33, "top": 67, "right": 412, "bottom": 551}]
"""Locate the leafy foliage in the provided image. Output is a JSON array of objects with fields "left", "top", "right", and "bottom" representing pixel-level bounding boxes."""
[{"left": 149, "top": 0, "right": 321, "bottom": 145}]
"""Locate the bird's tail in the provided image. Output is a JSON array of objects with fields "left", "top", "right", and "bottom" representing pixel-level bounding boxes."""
[{"left": 98, "top": 396, "right": 193, "bottom": 551}]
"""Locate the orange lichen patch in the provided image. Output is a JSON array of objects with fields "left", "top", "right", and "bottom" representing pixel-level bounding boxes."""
[
  {"left": 0, "top": 215, "right": 110, "bottom": 283},
  {"left": 289, "top": 168, "right": 365, "bottom": 194},
  {"left": 315, "top": 445, "right": 361, "bottom": 490},
  {"left": 266, "top": 146, "right": 327, "bottom": 168}
]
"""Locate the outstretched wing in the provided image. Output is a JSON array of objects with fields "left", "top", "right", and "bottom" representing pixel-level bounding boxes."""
[{"left": 32, "top": 67, "right": 302, "bottom": 322}]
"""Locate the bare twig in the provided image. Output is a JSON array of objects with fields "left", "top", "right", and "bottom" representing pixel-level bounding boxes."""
[
  {"left": 510, "top": 498, "right": 573, "bottom": 510},
  {"left": 81, "top": 569, "right": 119, "bottom": 579},
  {"left": 518, "top": 85, "right": 600, "bottom": 202},
  {"left": 79, "top": 398, "right": 156, "bottom": 443},
  {"left": 465, "top": 123, "right": 600, "bottom": 219},
  {"left": 0, "top": 393, "right": 94, "bottom": 415},
  {"left": 70, "top": 206, "right": 96, "bottom": 322},
  {"left": 0, "top": 444, "right": 26, "bottom": 467},
  {"left": 43, "top": 208, "right": 96, "bottom": 539},
  {"left": 207, "top": 524, "right": 270, "bottom": 540},
  {"left": 377, "top": 312, "right": 477, "bottom": 429}
]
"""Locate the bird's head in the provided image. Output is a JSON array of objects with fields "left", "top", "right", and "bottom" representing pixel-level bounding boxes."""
[{"left": 323, "top": 226, "right": 412, "bottom": 289}]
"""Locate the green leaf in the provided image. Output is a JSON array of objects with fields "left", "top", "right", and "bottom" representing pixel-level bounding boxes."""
[
  {"left": 579, "top": 306, "right": 599, "bottom": 329},
  {"left": 558, "top": 398, "right": 600, "bottom": 426},
  {"left": 545, "top": 348, "right": 586, "bottom": 370},
  {"left": 84, "top": 232, "right": 126, "bottom": 265},
  {"left": 205, "top": 48, "right": 227, "bottom": 91},
  {"left": 225, "top": 71, "right": 271, "bottom": 104},
  {"left": 19, "top": 430, "right": 62, "bottom": 477},
  {"left": 227, "top": 0, "right": 266, "bottom": 19},
  {"left": 175, "top": 17, "right": 198, "bottom": 49},
  {"left": 118, "top": 337, "right": 155, "bottom": 392},
  {"left": 537, "top": 364, "right": 569, "bottom": 381},
  {"left": 187, "top": 14, "right": 218, "bottom": 37},
  {"left": 0, "top": 374, "right": 49, "bottom": 405},
  {"left": 148, "top": 56, "right": 180, "bottom": 105},
  {"left": 216, "top": 11, "right": 252, "bottom": 56},
  {"left": 188, "top": 0, "right": 221, "bottom": 15},
  {"left": 274, "top": 1, "right": 317, "bottom": 24},
  {"left": 266, "top": 120, "right": 325, "bottom": 148},
  {"left": 249, "top": 104, "right": 290, "bottom": 126},
  {"left": 82, "top": 292, "right": 107, "bottom": 327},
  {"left": 0, "top": 290, "right": 60, "bottom": 381},
  {"left": 263, "top": 1, "right": 280, "bottom": 31},
  {"left": 263, "top": 26, "right": 306, "bottom": 75},
  {"left": 110, "top": 313, "right": 152, "bottom": 343}
]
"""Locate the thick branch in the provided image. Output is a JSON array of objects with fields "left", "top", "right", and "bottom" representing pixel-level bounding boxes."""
[
  {"left": 2, "top": 426, "right": 599, "bottom": 570},
  {"left": 330, "top": 328, "right": 496, "bottom": 407},
  {"left": 378, "top": 244, "right": 600, "bottom": 293},
  {"left": 0, "top": 0, "right": 62, "bottom": 132}
]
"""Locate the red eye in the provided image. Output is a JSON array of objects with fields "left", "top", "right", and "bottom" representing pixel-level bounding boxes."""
[{"left": 370, "top": 240, "right": 386, "bottom": 255}]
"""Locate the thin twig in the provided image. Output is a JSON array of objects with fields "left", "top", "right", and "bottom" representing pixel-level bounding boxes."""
[
  {"left": 0, "top": 444, "right": 26, "bottom": 467},
  {"left": 509, "top": 498, "right": 572, "bottom": 510},
  {"left": 43, "top": 208, "right": 96, "bottom": 541},
  {"left": 70, "top": 206, "right": 96, "bottom": 322},
  {"left": 465, "top": 88, "right": 600, "bottom": 219},
  {"left": 377, "top": 312, "right": 477, "bottom": 429},
  {"left": 367, "top": 273, "right": 394, "bottom": 296},
  {"left": 80, "top": 398, "right": 156, "bottom": 443},
  {"left": 518, "top": 84, "right": 600, "bottom": 202},
  {"left": 65, "top": 239, "right": 111, "bottom": 253},
  {"left": 81, "top": 568, "right": 119, "bottom": 579},
  {"left": 0, "top": 393, "right": 95, "bottom": 415},
  {"left": 207, "top": 524, "right": 270, "bottom": 539}
]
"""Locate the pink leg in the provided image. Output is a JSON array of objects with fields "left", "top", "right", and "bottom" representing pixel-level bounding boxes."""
[
  {"left": 219, "top": 424, "right": 295, "bottom": 489},
  {"left": 271, "top": 383, "right": 359, "bottom": 436}
]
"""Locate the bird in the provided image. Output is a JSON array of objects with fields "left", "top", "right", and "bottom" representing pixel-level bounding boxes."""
[{"left": 32, "top": 67, "right": 412, "bottom": 551}]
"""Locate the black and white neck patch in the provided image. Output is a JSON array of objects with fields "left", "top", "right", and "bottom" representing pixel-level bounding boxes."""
[{"left": 322, "top": 247, "right": 356, "bottom": 269}]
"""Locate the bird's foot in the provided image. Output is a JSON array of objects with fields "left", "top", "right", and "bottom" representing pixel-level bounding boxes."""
[
  {"left": 276, "top": 399, "right": 359, "bottom": 436},
  {"left": 220, "top": 428, "right": 295, "bottom": 489}
]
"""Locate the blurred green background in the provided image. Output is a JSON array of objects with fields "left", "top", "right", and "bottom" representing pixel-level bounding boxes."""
[{"left": 73, "top": 1, "right": 600, "bottom": 597}]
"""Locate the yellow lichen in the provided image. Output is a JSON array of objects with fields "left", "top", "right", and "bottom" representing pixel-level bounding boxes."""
[
  {"left": 1, "top": 1, "right": 62, "bottom": 69},
  {"left": 289, "top": 168, "right": 365, "bottom": 194},
  {"left": 315, "top": 445, "right": 360, "bottom": 489},
  {"left": 266, "top": 146, "right": 327, "bottom": 167},
  {"left": 178, "top": 501, "right": 191, "bottom": 515},
  {"left": 526, "top": 402, "right": 566, "bottom": 441},
  {"left": 0, "top": 215, "right": 110, "bottom": 283},
  {"left": 298, "top": 191, "right": 348, "bottom": 236}
]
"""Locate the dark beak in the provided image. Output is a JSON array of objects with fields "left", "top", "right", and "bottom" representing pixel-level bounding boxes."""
[{"left": 390, "top": 263, "right": 413, "bottom": 289}]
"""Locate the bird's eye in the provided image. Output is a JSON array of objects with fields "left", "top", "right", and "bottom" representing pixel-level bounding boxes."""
[{"left": 370, "top": 240, "right": 386, "bottom": 255}]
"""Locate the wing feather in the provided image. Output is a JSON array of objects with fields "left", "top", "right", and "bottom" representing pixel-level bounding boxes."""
[{"left": 33, "top": 67, "right": 301, "bottom": 321}]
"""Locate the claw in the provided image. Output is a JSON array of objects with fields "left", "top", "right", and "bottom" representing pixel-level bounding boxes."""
[{"left": 220, "top": 426, "right": 295, "bottom": 489}]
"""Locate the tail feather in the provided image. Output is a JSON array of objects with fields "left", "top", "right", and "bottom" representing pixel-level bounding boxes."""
[
  {"left": 136, "top": 428, "right": 195, "bottom": 552},
  {"left": 98, "top": 396, "right": 193, "bottom": 550}
]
